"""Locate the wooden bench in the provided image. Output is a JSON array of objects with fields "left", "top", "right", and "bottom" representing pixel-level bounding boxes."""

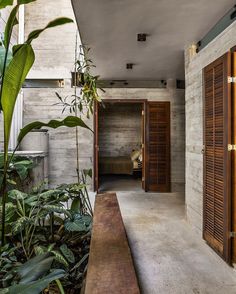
[{"left": 85, "top": 193, "right": 140, "bottom": 294}]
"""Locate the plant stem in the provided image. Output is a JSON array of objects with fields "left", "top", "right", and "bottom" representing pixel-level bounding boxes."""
[
  {"left": 74, "top": 32, "right": 80, "bottom": 182},
  {"left": 56, "top": 279, "right": 65, "bottom": 294},
  {"left": 81, "top": 172, "right": 93, "bottom": 216},
  {"left": 50, "top": 212, "right": 54, "bottom": 242}
]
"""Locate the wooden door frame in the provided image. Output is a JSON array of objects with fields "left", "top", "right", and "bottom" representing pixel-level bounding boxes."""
[
  {"left": 93, "top": 101, "right": 99, "bottom": 192},
  {"left": 224, "top": 52, "right": 232, "bottom": 264},
  {"left": 231, "top": 48, "right": 236, "bottom": 265},
  {"left": 93, "top": 99, "right": 148, "bottom": 192}
]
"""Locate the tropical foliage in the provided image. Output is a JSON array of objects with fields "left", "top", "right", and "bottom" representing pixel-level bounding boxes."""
[
  {"left": 0, "top": 154, "right": 33, "bottom": 189},
  {"left": 0, "top": 181, "right": 92, "bottom": 293},
  {"left": 0, "top": 0, "right": 95, "bottom": 293}
]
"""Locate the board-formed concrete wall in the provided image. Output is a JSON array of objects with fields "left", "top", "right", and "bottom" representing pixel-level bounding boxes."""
[
  {"left": 22, "top": 0, "right": 86, "bottom": 187},
  {"left": 99, "top": 86, "right": 185, "bottom": 192},
  {"left": 185, "top": 21, "right": 236, "bottom": 235},
  {"left": 1, "top": 1, "right": 185, "bottom": 190},
  {"left": 99, "top": 103, "right": 143, "bottom": 157}
]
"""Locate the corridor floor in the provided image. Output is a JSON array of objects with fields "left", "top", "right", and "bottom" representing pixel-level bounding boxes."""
[{"left": 115, "top": 191, "right": 236, "bottom": 294}]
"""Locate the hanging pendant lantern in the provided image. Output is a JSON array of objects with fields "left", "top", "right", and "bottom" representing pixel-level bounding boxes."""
[{"left": 71, "top": 71, "right": 85, "bottom": 87}]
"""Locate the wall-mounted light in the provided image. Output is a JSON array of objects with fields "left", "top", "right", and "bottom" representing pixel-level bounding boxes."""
[{"left": 23, "top": 79, "right": 65, "bottom": 88}]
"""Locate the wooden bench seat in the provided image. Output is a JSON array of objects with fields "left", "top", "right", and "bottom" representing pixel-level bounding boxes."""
[{"left": 85, "top": 193, "right": 140, "bottom": 294}]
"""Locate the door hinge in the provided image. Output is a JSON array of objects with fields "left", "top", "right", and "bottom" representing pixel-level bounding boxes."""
[
  {"left": 142, "top": 177, "right": 144, "bottom": 182},
  {"left": 228, "top": 144, "right": 236, "bottom": 151},
  {"left": 230, "top": 232, "right": 236, "bottom": 238},
  {"left": 142, "top": 110, "right": 144, "bottom": 116},
  {"left": 228, "top": 76, "right": 236, "bottom": 83}
]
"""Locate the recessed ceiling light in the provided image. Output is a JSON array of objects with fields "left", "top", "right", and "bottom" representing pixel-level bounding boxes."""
[
  {"left": 137, "top": 33, "right": 147, "bottom": 42},
  {"left": 126, "top": 63, "right": 133, "bottom": 69}
]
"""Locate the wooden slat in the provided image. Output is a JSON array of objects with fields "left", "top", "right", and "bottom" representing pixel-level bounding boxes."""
[
  {"left": 146, "top": 102, "right": 171, "bottom": 192},
  {"left": 85, "top": 193, "right": 140, "bottom": 294},
  {"left": 203, "top": 52, "right": 232, "bottom": 263}
]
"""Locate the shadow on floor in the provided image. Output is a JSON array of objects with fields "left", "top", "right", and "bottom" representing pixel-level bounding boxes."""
[{"left": 99, "top": 174, "right": 142, "bottom": 192}]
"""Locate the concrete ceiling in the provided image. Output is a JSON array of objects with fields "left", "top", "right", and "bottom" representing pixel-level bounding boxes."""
[{"left": 71, "top": 0, "right": 235, "bottom": 80}]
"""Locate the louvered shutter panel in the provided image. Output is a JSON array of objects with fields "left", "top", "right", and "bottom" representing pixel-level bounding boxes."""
[
  {"left": 203, "top": 52, "right": 231, "bottom": 262},
  {"left": 147, "top": 102, "right": 170, "bottom": 192}
]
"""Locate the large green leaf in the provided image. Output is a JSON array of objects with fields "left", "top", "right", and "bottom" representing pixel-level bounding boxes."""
[
  {"left": 4, "top": 5, "right": 19, "bottom": 48},
  {"left": 0, "top": 0, "right": 35, "bottom": 8},
  {"left": 18, "top": 116, "right": 91, "bottom": 144},
  {"left": 13, "top": 159, "right": 33, "bottom": 180},
  {"left": 71, "top": 198, "right": 81, "bottom": 213},
  {"left": 18, "top": 253, "right": 54, "bottom": 283},
  {"left": 0, "top": 46, "right": 12, "bottom": 78},
  {"left": 64, "top": 219, "right": 87, "bottom": 232},
  {"left": 17, "top": 0, "right": 36, "bottom": 4},
  {"left": 26, "top": 17, "right": 74, "bottom": 44},
  {"left": 8, "top": 269, "right": 65, "bottom": 294},
  {"left": 60, "top": 244, "right": 75, "bottom": 263},
  {"left": 1, "top": 44, "right": 35, "bottom": 154},
  {"left": 0, "top": 0, "right": 13, "bottom": 9}
]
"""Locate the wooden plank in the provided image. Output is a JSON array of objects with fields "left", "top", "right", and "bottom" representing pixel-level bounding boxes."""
[{"left": 85, "top": 193, "right": 140, "bottom": 294}]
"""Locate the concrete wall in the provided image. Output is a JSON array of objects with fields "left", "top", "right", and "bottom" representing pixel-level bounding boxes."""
[
  {"left": 22, "top": 0, "right": 90, "bottom": 187},
  {"left": 185, "top": 21, "right": 236, "bottom": 234},
  {"left": 1, "top": 1, "right": 185, "bottom": 190},
  {"left": 99, "top": 103, "right": 143, "bottom": 157},
  {"left": 99, "top": 86, "right": 185, "bottom": 191}
]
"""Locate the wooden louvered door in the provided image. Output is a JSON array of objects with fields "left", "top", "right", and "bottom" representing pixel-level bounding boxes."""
[
  {"left": 146, "top": 102, "right": 170, "bottom": 192},
  {"left": 203, "top": 52, "right": 232, "bottom": 263}
]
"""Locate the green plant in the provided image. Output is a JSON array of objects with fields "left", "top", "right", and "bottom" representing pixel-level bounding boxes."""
[
  {"left": 55, "top": 46, "right": 102, "bottom": 217},
  {"left": 0, "top": 252, "right": 65, "bottom": 294},
  {"left": 0, "top": 0, "right": 95, "bottom": 248},
  {"left": 0, "top": 184, "right": 92, "bottom": 293},
  {"left": 56, "top": 46, "right": 103, "bottom": 120},
  {"left": 0, "top": 153, "right": 34, "bottom": 188},
  {"left": 0, "top": 3, "right": 98, "bottom": 292}
]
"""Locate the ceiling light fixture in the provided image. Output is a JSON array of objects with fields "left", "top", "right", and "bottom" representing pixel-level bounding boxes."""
[
  {"left": 137, "top": 33, "right": 147, "bottom": 42},
  {"left": 126, "top": 63, "right": 133, "bottom": 69}
]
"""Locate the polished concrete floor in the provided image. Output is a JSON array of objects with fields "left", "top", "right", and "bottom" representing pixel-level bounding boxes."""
[{"left": 91, "top": 190, "right": 236, "bottom": 294}]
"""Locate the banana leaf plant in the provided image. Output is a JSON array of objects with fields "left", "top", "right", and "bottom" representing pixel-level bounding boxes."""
[{"left": 0, "top": 0, "right": 91, "bottom": 247}]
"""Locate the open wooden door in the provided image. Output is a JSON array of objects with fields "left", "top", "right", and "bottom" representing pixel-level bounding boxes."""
[
  {"left": 146, "top": 102, "right": 171, "bottom": 192},
  {"left": 94, "top": 101, "right": 99, "bottom": 192},
  {"left": 203, "top": 52, "right": 232, "bottom": 263}
]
